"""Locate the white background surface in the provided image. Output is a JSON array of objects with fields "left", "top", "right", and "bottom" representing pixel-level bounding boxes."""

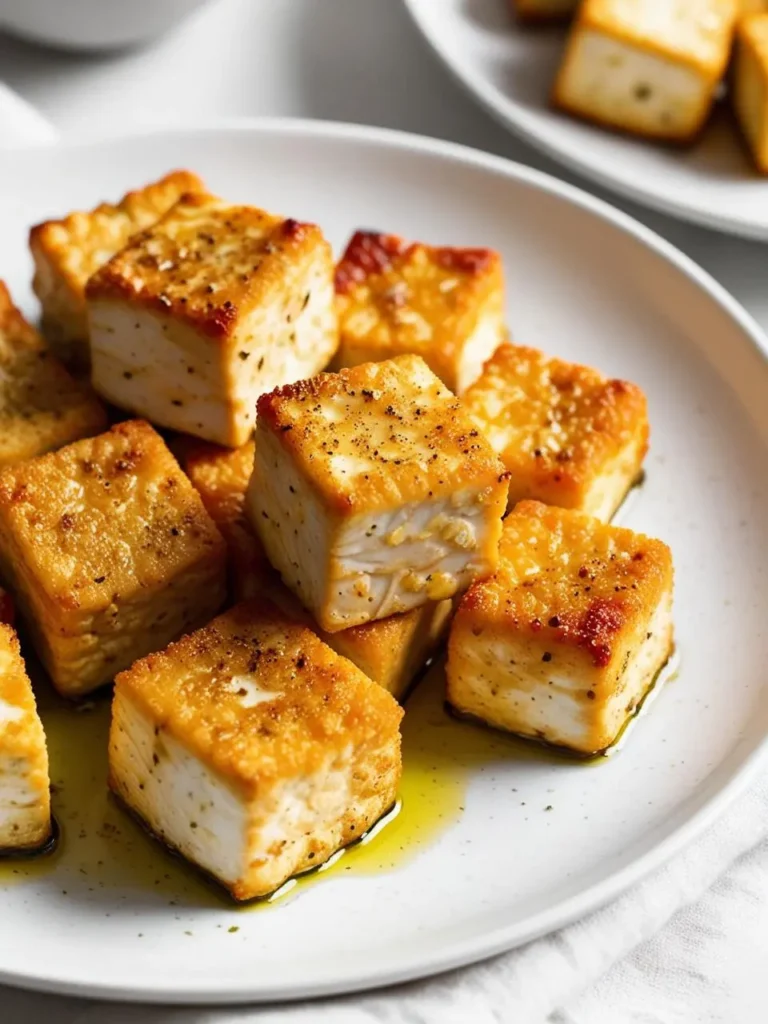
[{"left": 0, "top": 0, "right": 767, "bottom": 1019}]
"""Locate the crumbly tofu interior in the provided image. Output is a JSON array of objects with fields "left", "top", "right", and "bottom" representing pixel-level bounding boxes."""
[
  {"left": 29, "top": 170, "right": 203, "bottom": 367},
  {"left": 0, "top": 421, "right": 227, "bottom": 697},
  {"left": 248, "top": 354, "right": 508, "bottom": 633},
  {"left": 0, "top": 624, "right": 50, "bottom": 849},
  {"left": 0, "top": 282, "right": 106, "bottom": 466},
  {"left": 87, "top": 195, "right": 338, "bottom": 447},
  {"left": 446, "top": 502, "right": 674, "bottom": 755},
  {"left": 335, "top": 231, "right": 505, "bottom": 394},
  {"left": 735, "top": 16, "right": 768, "bottom": 172},
  {"left": 109, "top": 600, "right": 403, "bottom": 899},
  {"left": 554, "top": 0, "right": 737, "bottom": 140},
  {"left": 464, "top": 344, "right": 648, "bottom": 520}
]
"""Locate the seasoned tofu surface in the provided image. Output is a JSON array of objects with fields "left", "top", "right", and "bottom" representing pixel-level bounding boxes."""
[
  {"left": 0, "top": 420, "right": 227, "bottom": 696},
  {"left": 447, "top": 501, "right": 674, "bottom": 754},
  {"left": 29, "top": 170, "right": 203, "bottom": 367},
  {"left": 734, "top": 15, "right": 768, "bottom": 172},
  {"left": 0, "top": 282, "right": 107, "bottom": 465},
  {"left": 554, "top": 0, "right": 738, "bottom": 141},
  {"left": 87, "top": 193, "right": 338, "bottom": 446},
  {"left": 464, "top": 343, "right": 648, "bottom": 520},
  {"left": 335, "top": 230, "right": 505, "bottom": 393},
  {"left": 250, "top": 355, "right": 508, "bottom": 632},
  {"left": 110, "top": 599, "right": 403, "bottom": 898},
  {"left": 0, "top": 624, "right": 51, "bottom": 850}
]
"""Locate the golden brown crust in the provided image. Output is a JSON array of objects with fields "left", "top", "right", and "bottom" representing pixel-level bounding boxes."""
[
  {"left": 0, "top": 624, "right": 43, "bottom": 759},
  {"left": 0, "top": 280, "right": 107, "bottom": 464},
  {"left": 464, "top": 343, "right": 648, "bottom": 509},
  {"left": 457, "top": 500, "right": 673, "bottom": 669},
  {"left": 257, "top": 354, "right": 509, "bottom": 514},
  {"left": 0, "top": 420, "right": 225, "bottom": 616},
  {"left": 86, "top": 193, "right": 329, "bottom": 342},
  {"left": 114, "top": 598, "right": 404, "bottom": 789}
]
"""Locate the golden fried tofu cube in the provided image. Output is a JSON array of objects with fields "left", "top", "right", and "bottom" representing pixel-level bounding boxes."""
[
  {"left": 0, "top": 624, "right": 50, "bottom": 851},
  {"left": 248, "top": 355, "right": 509, "bottom": 634},
  {"left": 178, "top": 436, "right": 453, "bottom": 697},
  {"left": 87, "top": 193, "right": 338, "bottom": 447},
  {"left": 740, "top": 1, "right": 768, "bottom": 14},
  {"left": 29, "top": 170, "right": 203, "bottom": 369},
  {"left": 734, "top": 15, "right": 768, "bottom": 173},
  {"left": 109, "top": 599, "right": 403, "bottom": 900},
  {"left": 335, "top": 231, "right": 505, "bottom": 394},
  {"left": 513, "top": 0, "right": 578, "bottom": 22},
  {"left": 463, "top": 343, "right": 648, "bottom": 521},
  {"left": 553, "top": 0, "right": 738, "bottom": 141},
  {"left": 446, "top": 501, "right": 674, "bottom": 756},
  {"left": 0, "top": 282, "right": 106, "bottom": 465},
  {"left": 0, "top": 421, "right": 227, "bottom": 698}
]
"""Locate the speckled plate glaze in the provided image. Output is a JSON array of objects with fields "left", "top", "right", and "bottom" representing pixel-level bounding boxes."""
[
  {"left": 403, "top": 0, "right": 768, "bottom": 239},
  {"left": 0, "top": 120, "right": 767, "bottom": 1005}
]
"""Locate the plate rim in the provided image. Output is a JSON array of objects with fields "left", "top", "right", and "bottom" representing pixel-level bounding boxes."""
[
  {"left": 401, "top": 0, "right": 768, "bottom": 241},
  {"left": 1, "top": 115, "right": 767, "bottom": 1004}
]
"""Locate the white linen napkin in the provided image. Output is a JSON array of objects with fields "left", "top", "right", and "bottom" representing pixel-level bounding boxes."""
[{"left": 4, "top": 772, "right": 766, "bottom": 1024}]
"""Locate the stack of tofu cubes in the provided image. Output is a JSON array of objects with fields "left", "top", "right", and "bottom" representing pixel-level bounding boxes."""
[
  {"left": 0, "top": 167, "right": 673, "bottom": 899},
  {"left": 511, "top": 0, "right": 768, "bottom": 173}
]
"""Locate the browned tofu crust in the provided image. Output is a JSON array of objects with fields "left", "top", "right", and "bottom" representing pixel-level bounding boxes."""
[{"left": 113, "top": 598, "right": 404, "bottom": 790}]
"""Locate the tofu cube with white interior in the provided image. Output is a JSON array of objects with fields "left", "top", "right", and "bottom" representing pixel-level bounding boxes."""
[
  {"left": 553, "top": 0, "right": 738, "bottom": 142},
  {"left": 335, "top": 231, "right": 505, "bottom": 394},
  {"left": 87, "top": 193, "right": 338, "bottom": 447},
  {"left": 463, "top": 343, "right": 648, "bottom": 520},
  {"left": 29, "top": 170, "right": 203, "bottom": 369},
  {"left": 247, "top": 355, "right": 509, "bottom": 634},
  {"left": 512, "top": 0, "right": 578, "bottom": 21},
  {"left": 446, "top": 501, "right": 674, "bottom": 756},
  {"left": 0, "top": 624, "right": 51, "bottom": 852},
  {"left": 0, "top": 420, "right": 226, "bottom": 698},
  {"left": 0, "top": 281, "right": 106, "bottom": 465},
  {"left": 734, "top": 14, "right": 768, "bottom": 173},
  {"left": 109, "top": 599, "right": 403, "bottom": 900},
  {"left": 179, "top": 435, "right": 454, "bottom": 698}
]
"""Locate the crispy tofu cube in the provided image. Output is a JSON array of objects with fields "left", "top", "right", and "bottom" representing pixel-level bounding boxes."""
[
  {"left": 247, "top": 355, "right": 509, "bottom": 634},
  {"left": 734, "top": 15, "right": 768, "bottom": 172},
  {"left": 0, "top": 421, "right": 227, "bottom": 698},
  {"left": 29, "top": 170, "right": 203, "bottom": 369},
  {"left": 513, "top": 0, "right": 578, "bottom": 22},
  {"left": 86, "top": 194, "right": 338, "bottom": 447},
  {"left": 553, "top": 0, "right": 738, "bottom": 141},
  {"left": 109, "top": 599, "right": 403, "bottom": 900},
  {"left": 740, "top": 1, "right": 768, "bottom": 14},
  {"left": 178, "top": 436, "right": 453, "bottom": 698},
  {"left": 446, "top": 501, "right": 674, "bottom": 756},
  {"left": 0, "top": 282, "right": 106, "bottom": 465},
  {"left": 0, "top": 624, "right": 50, "bottom": 851},
  {"left": 335, "top": 231, "right": 505, "bottom": 394},
  {"left": 463, "top": 343, "right": 648, "bottom": 521}
]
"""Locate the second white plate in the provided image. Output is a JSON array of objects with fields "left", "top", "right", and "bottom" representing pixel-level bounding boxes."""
[{"left": 403, "top": 0, "right": 768, "bottom": 239}]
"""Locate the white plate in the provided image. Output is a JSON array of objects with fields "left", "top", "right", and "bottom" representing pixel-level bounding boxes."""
[
  {"left": 403, "top": 0, "right": 768, "bottom": 240},
  {"left": 0, "top": 119, "right": 767, "bottom": 1006}
]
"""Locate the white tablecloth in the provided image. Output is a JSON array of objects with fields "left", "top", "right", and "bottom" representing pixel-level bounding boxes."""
[{"left": 0, "top": 1, "right": 765, "bottom": 1020}]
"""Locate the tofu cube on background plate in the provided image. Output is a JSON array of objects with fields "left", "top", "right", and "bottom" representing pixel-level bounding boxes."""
[
  {"left": 734, "top": 14, "right": 768, "bottom": 173},
  {"left": 553, "top": 0, "right": 738, "bottom": 142},
  {"left": 0, "top": 420, "right": 227, "bottom": 698},
  {"left": 0, "top": 623, "right": 51, "bottom": 852},
  {"left": 87, "top": 193, "right": 338, "bottom": 447},
  {"left": 512, "top": 0, "right": 578, "bottom": 22},
  {"left": 0, "top": 282, "right": 107, "bottom": 465},
  {"left": 178, "top": 435, "right": 453, "bottom": 698},
  {"left": 463, "top": 343, "right": 648, "bottom": 520},
  {"left": 109, "top": 599, "right": 403, "bottom": 901},
  {"left": 446, "top": 501, "right": 674, "bottom": 757},
  {"left": 29, "top": 170, "right": 203, "bottom": 370},
  {"left": 335, "top": 230, "right": 505, "bottom": 395},
  {"left": 247, "top": 354, "right": 509, "bottom": 634}
]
